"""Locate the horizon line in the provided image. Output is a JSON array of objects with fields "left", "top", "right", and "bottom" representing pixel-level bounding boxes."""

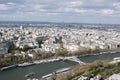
[{"left": 0, "top": 20, "right": 120, "bottom": 25}]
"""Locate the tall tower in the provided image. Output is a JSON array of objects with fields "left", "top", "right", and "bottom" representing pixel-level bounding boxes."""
[{"left": 20, "top": 26, "right": 23, "bottom": 30}]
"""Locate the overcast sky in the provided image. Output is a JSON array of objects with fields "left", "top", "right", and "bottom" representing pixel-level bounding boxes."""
[{"left": 0, "top": 0, "right": 120, "bottom": 24}]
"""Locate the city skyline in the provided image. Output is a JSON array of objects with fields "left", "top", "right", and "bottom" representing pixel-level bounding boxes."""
[{"left": 0, "top": 0, "right": 120, "bottom": 24}]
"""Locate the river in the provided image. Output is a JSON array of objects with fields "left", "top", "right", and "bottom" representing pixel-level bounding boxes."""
[{"left": 0, "top": 52, "right": 120, "bottom": 80}]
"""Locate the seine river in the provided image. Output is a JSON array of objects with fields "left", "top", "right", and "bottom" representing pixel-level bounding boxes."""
[{"left": 0, "top": 52, "right": 120, "bottom": 80}]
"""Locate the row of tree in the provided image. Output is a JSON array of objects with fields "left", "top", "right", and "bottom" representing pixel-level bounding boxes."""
[{"left": 0, "top": 54, "right": 30, "bottom": 68}]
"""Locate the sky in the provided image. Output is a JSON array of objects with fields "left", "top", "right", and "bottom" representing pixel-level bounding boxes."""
[{"left": 0, "top": 0, "right": 120, "bottom": 24}]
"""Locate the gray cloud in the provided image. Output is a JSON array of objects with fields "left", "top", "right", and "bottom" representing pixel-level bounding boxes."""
[
  {"left": 0, "top": 0, "right": 26, "bottom": 4},
  {"left": 15, "top": 0, "right": 119, "bottom": 15},
  {"left": 0, "top": 0, "right": 120, "bottom": 23}
]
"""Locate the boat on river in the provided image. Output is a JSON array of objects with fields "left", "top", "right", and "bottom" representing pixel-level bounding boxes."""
[
  {"left": 25, "top": 72, "right": 35, "bottom": 77},
  {"left": 0, "top": 64, "right": 17, "bottom": 71},
  {"left": 18, "top": 62, "right": 34, "bottom": 67},
  {"left": 113, "top": 57, "right": 120, "bottom": 61}
]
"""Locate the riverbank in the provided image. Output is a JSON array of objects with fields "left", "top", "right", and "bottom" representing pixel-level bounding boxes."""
[
  {"left": 0, "top": 56, "right": 74, "bottom": 71},
  {"left": 33, "top": 49, "right": 120, "bottom": 66},
  {"left": 0, "top": 50, "right": 120, "bottom": 71},
  {"left": 77, "top": 49, "right": 120, "bottom": 58},
  {"left": 0, "top": 64, "right": 17, "bottom": 71},
  {"left": 41, "top": 67, "right": 71, "bottom": 79},
  {"left": 33, "top": 57, "right": 61, "bottom": 64},
  {"left": 54, "top": 60, "right": 120, "bottom": 80}
]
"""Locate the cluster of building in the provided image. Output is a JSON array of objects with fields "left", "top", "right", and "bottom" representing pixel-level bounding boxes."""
[
  {"left": 0, "top": 24, "right": 120, "bottom": 57},
  {"left": 78, "top": 73, "right": 120, "bottom": 80},
  {"left": 78, "top": 74, "right": 104, "bottom": 80}
]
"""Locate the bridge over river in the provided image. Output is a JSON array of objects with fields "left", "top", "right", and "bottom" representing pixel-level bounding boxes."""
[{"left": 58, "top": 56, "right": 85, "bottom": 64}]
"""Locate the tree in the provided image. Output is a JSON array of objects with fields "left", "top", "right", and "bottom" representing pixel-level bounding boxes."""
[
  {"left": 0, "top": 32, "right": 2, "bottom": 37},
  {"left": 54, "top": 36, "right": 63, "bottom": 44},
  {"left": 36, "top": 36, "right": 49, "bottom": 48},
  {"left": 8, "top": 42, "right": 19, "bottom": 53},
  {"left": 55, "top": 49, "right": 68, "bottom": 56},
  {"left": 21, "top": 45, "right": 33, "bottom": 51},
  {"left": 41, "top": 53, "right": 48, "bottom": 59}
]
